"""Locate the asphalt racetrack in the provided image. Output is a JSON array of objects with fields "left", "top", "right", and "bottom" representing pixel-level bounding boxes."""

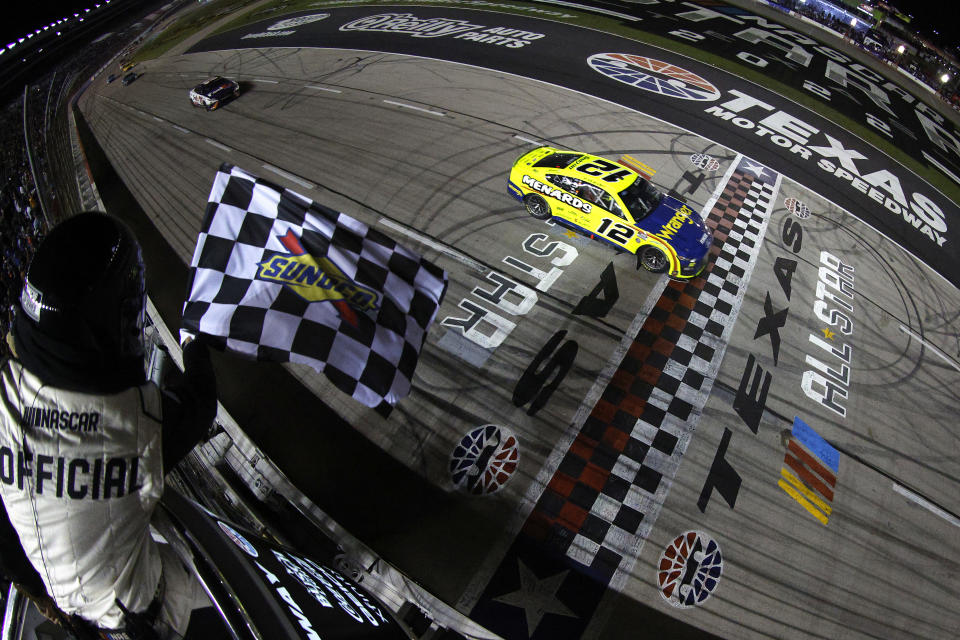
[{"left": 76, "top": 3, "right": 960, "bottom": 639}]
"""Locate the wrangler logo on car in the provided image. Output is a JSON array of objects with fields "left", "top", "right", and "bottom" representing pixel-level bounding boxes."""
[
  {"left": 522, "top": 175, "right": 593, "bottom": 213},
  {"left": 656, "top": 204, "right": 697, "bottom": 241}
]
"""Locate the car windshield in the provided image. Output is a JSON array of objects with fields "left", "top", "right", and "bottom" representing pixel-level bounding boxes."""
[
  {"left": 618, "top": 176, "right": 663, "bottom": 220},
  {"left": 533, "top": 152, "right": 582, "bottom": 169},
  {"left": 199, "top": 77, "right": 227, "bottom": 92}
]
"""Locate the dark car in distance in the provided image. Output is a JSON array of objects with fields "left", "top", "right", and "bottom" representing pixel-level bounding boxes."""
[{"left": 190, "top": 76, "right": 240, "bottom": 111}]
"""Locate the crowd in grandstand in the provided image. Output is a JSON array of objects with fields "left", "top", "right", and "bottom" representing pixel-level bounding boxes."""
[
  {"left": 0, "top": 100, "right": 46, "bottom": 358},
  {"left": 0, "top": 2, "right": 157, "bottom": 359},
  {"left": 774, "top": 0, "right": 867, "bottom": 37},
  {"left": 769, "top": 0, "right": 960, "bottom": 106}
]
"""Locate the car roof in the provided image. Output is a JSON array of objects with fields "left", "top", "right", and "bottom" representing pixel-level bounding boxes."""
[
  {"left": 537, "top": 150, "right": 640, "bottom": 190},
  {"left": 532, "top": 151, "right": 582, "bottom": 169}
]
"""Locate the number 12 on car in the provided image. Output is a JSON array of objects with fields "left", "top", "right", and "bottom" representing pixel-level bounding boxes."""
[
  {"left": 576, "top": 159, "right": 633, "bottom": 183},
  {"left": 595, "top": 217, "right": 636, "bottom": 247}
]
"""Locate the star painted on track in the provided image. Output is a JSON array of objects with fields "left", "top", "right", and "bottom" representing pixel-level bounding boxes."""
[
  {"left": 564, "top": 230, "right": 577, "bottom": 238},
  {"left": 822, "top": 327, "right": 836, "bottom": 340},
  {"left": 743, "top": 161, "right": 767, "bottom": 178},
  {"left": 492, "top": 559, "right": 578, "bottom": 637}
]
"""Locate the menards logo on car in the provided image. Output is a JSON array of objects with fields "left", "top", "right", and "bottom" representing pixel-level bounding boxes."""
[{"left": 522, "top": 175, "right": 594, "bottom": 212}]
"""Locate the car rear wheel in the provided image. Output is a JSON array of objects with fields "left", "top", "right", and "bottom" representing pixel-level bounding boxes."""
[
  {"left": 523, "top": 194, "right": 551, "bottom": 220},
  {"left": 638, "top": 246, "right": 668, "bottom": 273}
]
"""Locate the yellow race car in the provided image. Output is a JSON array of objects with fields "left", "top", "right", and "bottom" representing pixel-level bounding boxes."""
[{"left": 508, "top": 146, "right": 712, "bottom": 279}]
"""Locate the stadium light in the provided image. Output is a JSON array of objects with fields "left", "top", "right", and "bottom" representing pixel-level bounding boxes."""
[
  {"left": 942, "top": 73, "right": 951, "bottom": 83},
  {"left": 898, "top": 44, "right": 906, "bottom": 54}
]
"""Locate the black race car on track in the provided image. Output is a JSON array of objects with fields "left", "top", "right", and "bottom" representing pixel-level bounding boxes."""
[{"left": 190, "top": 76, "right": 240, "bottom": 111}]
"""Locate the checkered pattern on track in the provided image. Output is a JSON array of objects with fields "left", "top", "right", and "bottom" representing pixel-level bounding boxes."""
[
  {"left": 471, "top": 157, "right": 781, "bottom": 640},
  {"left": 524, "top": 165, "right": 779, "bottom": 579}
]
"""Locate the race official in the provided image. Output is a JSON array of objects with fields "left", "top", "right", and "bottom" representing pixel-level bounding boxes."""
[{"left": 0, "top": 212, "right": 217, "bottom": 639}]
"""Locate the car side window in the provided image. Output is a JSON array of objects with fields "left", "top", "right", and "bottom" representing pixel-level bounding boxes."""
[
  {"left": 577, "top": 183, "right": 603, "bottom": 205},
  {"left": 599, "top": 192, "right": 627, "bottom": 220},
  {"left": 546, "top": 175, "right": 603, "bottom": 203},
  {"left": 545, "top": 174, "right": 578, "bottom": 192}
]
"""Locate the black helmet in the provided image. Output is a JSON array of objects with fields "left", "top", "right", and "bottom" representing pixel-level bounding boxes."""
[{"left": 19, "top": 212, "right": 146, "bottom": 360}]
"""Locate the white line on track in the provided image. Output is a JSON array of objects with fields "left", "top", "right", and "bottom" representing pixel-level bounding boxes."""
[
  {"left": 892, "top": 483, "right": 960, "bottom": 528},
  {"left": 305, "top": 85, "right": 342, "bottom": 93},
  {"left": 377, "top": 218, "right": 485, "bottom": 273},
  {"left": 253, "top": 78, "right": 279, "bottom": 84},
  {"left": 172, "top": 125, "right": 189, "bottom": 134},
  {"left": 153, "top": 116, "right": 164, "bottom": 122},
  {"left": 382, "top": 100, "right": 445, "bottom": 117},
  {"left": 537, "top": 0, "right": 640, "bottom": 20},
  {"left": 898, "top": 324, "right": 960, "bottom": 372},
  {"left": 205, "top": 139, "right": 232, "bottom": 152},
  {"left": 513, "top": 134, "right": 541, "bottom": 145},
  {"left": 261, "top": 164, "right": 315, "bottom": 190},
  {"left": 922, "top": 150, "right": 960, "bottom": 184}
]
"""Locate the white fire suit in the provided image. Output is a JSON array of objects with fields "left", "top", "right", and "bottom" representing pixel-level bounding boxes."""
[{"left": 0, "top": 358, "right": 205, "bottom": 635}]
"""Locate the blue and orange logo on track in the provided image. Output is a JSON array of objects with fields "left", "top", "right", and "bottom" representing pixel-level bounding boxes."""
[
  {"left": 256, "top": 229, "right": 379, "bottom": 326},
  {"left": 587, "top": 54, "right": 721, "bottom": 101}
]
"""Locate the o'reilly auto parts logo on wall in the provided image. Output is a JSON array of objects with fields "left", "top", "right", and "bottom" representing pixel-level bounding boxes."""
[
  {"left": 589, "top": 54, "right": 950, "bottom": 249},
  {"left": 340, "top": 13, "right": 544, "bottom": 48}
]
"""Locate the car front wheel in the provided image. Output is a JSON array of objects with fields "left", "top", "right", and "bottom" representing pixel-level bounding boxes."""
[
  {"left": 638, "top": 246, "right": 668, "bottom": 273},
  {"left": 523, "top": 194, "right": 551, "bottom": 220},
  {"left": 208, "top": 100, "right": 220, "bottom": 111}
]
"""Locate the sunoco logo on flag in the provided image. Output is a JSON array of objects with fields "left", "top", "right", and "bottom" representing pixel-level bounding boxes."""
[
  {"left": 182, "top": 164, "right": 448, "bottom": 408},
  {"left": 256, "top": 229, "right": 380, "bottom": 328}
]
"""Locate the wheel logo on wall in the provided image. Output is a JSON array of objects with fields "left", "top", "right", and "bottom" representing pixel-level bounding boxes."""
[
  {"left": 450, "top": 424, "right": 520, "bottom": 495},
  {"left": 785, "top": 197, "right": 811, "bottom": 219},
  {"left": 656, "top": 530, "right": 722, "bottom": 608},
  {"left": 587, "top": 54, "right": 721, "bottom": 101},
  {"left": 690, "top": 153, "right": 721, "bottom": 171}
]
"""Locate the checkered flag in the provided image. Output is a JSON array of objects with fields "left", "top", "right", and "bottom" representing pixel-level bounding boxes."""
[{"left": 182, "top": 164, "right": 448, "bottom": 408}]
